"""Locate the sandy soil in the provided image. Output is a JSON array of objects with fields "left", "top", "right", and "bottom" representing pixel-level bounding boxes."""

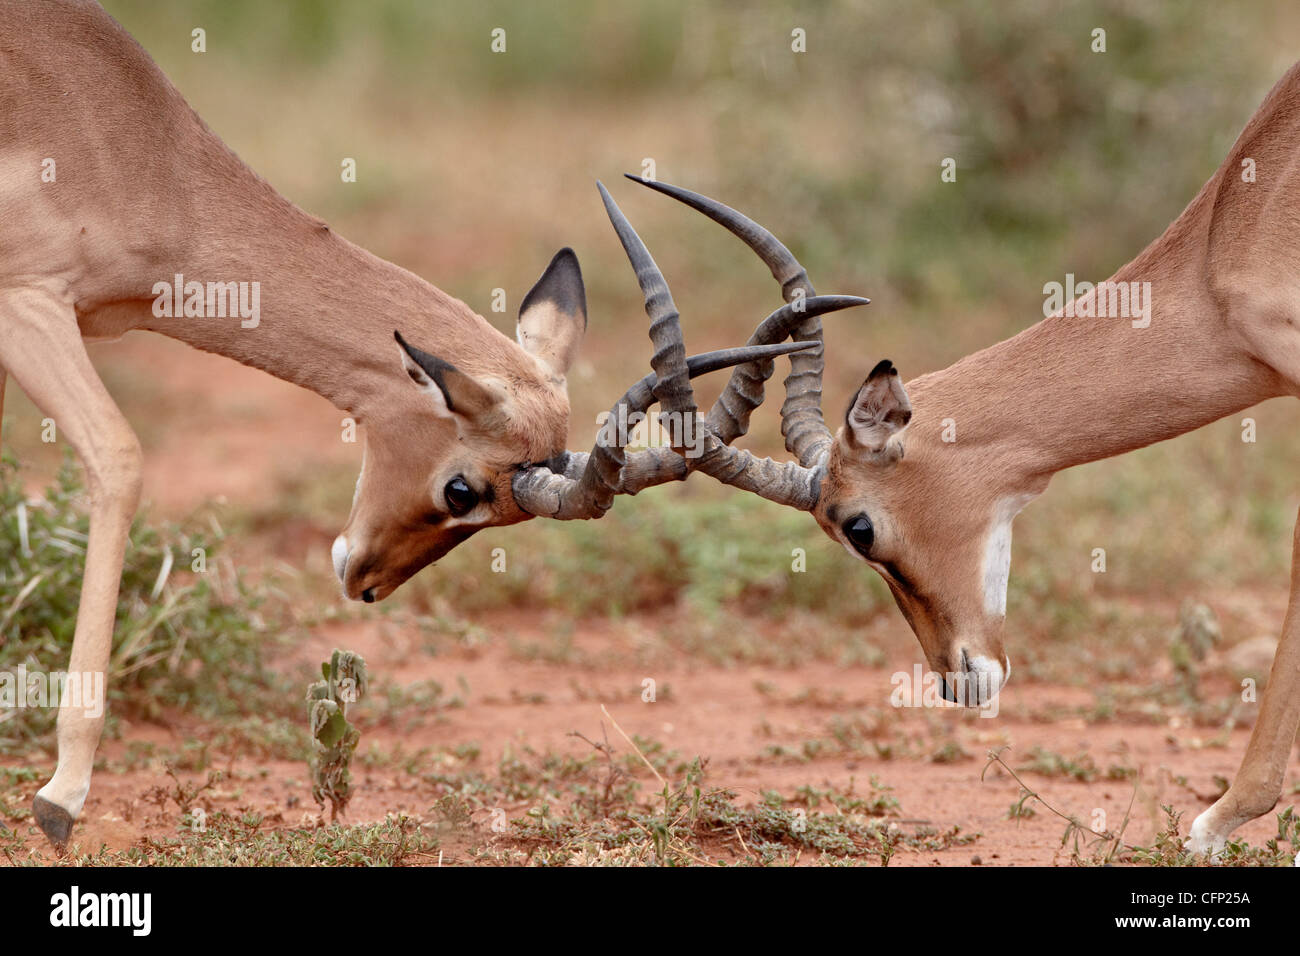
[
  {"left": 8, "top": 616, "right": 1287, "bottom": 866},
  {"left": 3, "top": 337, "right": 1296, "bottom": 866}
]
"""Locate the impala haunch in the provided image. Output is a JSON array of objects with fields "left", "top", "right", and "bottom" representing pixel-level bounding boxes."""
[
  {"left": 0, "top": 0, "right": 869, "bottom": 848},
  {"left": 626, "top": 54, "right": 1300, "bottom": 855}
]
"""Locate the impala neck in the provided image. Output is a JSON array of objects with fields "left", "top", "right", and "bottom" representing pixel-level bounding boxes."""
[
  {"left": 135, "top": 164, "right": 517, "bottom": 421},
  {"left": 907, "top": 173, "right": 1281, "bottom": 492}
]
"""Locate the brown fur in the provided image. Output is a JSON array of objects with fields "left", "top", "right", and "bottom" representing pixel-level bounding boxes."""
[
  {"left": 0, "top": 0, "right": 584, "bottom": 842},
  {"left": 813, "top": 61, "right": 1300, "bottom": 853},
  {"left": 0, "top": 0, "right": 580, "bottom": 602}
]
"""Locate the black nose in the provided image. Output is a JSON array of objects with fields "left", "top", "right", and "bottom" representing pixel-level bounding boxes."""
[{"left": 361, "top": 588, "right": 376, "bottom": 603}]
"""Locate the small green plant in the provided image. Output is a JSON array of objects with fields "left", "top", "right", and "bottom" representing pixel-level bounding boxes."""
[
  {"left": 1169, "top": 601, "right": 1221, "bottom": 702},
  {"left": 307, "top": 649, "right": 368, "bottom": 819},
  {"left": 986, "top": 748, "right": 1136, "bottom": 864},
  {"left": 1130, "top": 804, "right": 1300, "bottom": 867},
  {"left": 1016, "top": 745, "right": 1098, "bottom": 782},
  {"left": 930, "top": 740, "right": 973, "bottom": 764},
  {"left": 1008, "top": 800, "right": 1036, "bottom": 820}
]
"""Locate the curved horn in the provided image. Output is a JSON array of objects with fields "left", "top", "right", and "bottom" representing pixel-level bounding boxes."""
[
  {"left": 511, "top": 340, "right": 819, "bottom": 518},
  {"left": 624, "top": 175, "right": 839, "bottom": 468},
  {"left": 597, "top": 180, "right": 868, "bottom": 510},
  {"left": 597, "top": 181, "right": 699, "bottom": 460},
  {"left": 513, "top": 178, "right": 869, "bottom": 518}
]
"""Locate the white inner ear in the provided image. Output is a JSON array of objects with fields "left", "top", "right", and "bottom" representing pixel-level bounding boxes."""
[
  {"left": 848, "top": 414, "right": 893, "bottom": 453},
  {"left": 423, "top": 382, "right": 455, "bottom": 419},
  {"left": 518, "top": 300, "right": 581, "bottom": 380},
  {"left": 981, "top": 493, "right": 1039, "bottom": 615},
  {"left": 847, "top": 382, "right": 907, "bottom": 454}
]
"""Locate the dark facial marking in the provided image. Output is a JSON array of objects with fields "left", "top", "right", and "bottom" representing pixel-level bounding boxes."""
[
  {"left": 881, "top": 566, "right": 931, "bottom": 632},
  {"left": 395, "top": 331, "right": 462, "bottom": 411},
  {"left": 880, "top": 561, "right": 910, "bottom": 590}
]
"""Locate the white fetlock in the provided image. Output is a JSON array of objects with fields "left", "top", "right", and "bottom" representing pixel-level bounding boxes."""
[{"left": 1186, "top": 810, "right": 1226, "bottom": 858}]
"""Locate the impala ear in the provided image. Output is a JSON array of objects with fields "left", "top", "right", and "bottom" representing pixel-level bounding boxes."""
[
  {"left": 518, "top": 247, "right": 586, "bottom": 379},
  {"left": 395, "top": 331, "right": 501, "bottom": 420},
  {"left": 844, "top": 360, "right": 912, "bottom": 461}
]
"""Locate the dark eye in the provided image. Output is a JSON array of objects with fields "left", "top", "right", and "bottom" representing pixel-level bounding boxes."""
[
  {"left": 444, "top": 477, "right": 478, "bottom": 517},
  {"left": 842, "top": 514, "right": 874, "bottom": 557}
]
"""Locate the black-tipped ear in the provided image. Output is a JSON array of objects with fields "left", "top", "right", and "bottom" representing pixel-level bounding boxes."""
[
  {"left": 518, "top": 248, "right": 586, "bottom": 378},
  {"left": 844, "top": 359, "right": 912, "bottom": 458},
  {"left": 395, "top": 330, "right": 500, "bottom": 419}
]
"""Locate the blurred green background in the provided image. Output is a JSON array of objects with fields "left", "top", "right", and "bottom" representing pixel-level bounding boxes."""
[{"left": 6, "top": 0, "right": 1300, "bottom": 684}]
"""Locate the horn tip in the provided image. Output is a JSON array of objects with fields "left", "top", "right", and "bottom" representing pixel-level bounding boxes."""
[
  {"left": 596, "top": 180, "right": 618, "bottom": 207},
  {"left": 624, "top": 172, "right": 662, "bottom": 189}
]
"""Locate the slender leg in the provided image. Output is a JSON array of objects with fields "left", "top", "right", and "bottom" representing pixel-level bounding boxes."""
[
  {"left": 0, "top": 285, "right": 142, "bottom": 849},
  {"left": 0, "top": 363, "right": 8, "bottom": 837},
  {"left": 1188, "top": 505, "right": 1300, "bottom": 855}
]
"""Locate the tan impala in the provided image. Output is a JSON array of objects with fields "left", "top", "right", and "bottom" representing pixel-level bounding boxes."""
[
  {"left": 623, "top": 59, "right": 1300, "bottom": 856},
  {"left": 0, "top": 0, "right": 868, "bottom": 848}
]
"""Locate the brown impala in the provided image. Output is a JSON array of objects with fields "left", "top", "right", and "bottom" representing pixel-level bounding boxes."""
[
  {"left": 0, "top": 0, "right": 869, "bottom": 848},
  {"left": 619, "top": 57, "right": 1300, "bottom": 856}
]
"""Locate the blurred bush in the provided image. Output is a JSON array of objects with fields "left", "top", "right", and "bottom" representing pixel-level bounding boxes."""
[{"left": 102, "top": 0, "right": 1291, "bottom": 322}]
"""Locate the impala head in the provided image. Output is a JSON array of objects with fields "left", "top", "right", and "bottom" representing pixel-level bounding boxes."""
[
  {"left": 332, "top": 248, "right": 586, "bottom": 603},
  {"left": 813, "top": 360, "right": 1024, "bottom": 706},
  {"left": 333, "top": 184, "right": 859, "bottom": 603},
  {"left": 625, "top": 175, "right": 1017, "bottom": 706}
]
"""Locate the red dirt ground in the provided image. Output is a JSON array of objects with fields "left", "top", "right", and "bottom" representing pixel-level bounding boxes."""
[{"left": 3, "top": 336, "right": 1296, "bottom": 866}]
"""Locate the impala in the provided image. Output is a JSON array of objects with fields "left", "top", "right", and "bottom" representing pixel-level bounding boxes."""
[
  {"left": 0, "top": 0, "right": 867, "bottom": 848},
  {"left": 623, "top": 58, "right": 1300, "bottom": 856}
]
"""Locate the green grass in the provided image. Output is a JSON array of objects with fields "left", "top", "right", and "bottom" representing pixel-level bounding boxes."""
[
  {"left": 1016, "top": 746, "right": 1100, "bottom": 783},
  {"left": 0, "top": 453, "right": 296, "bottom": 754},
  {"left": 403, "top": 490, "right": 894, "bottom": 621},
  {"left": 986, "top": 748, "right": 1300, "bottom": 866},
  {"left": 2, "top": 810, "right": 442, "bottom": 867},
  {"left": 0, "top": 740, "right": 967, "bottom": 866},
  {"left": 424, "top": 740, "right": 973, "bottom": 866},
  {"left": 1130, "top": 805, "right": 1300, "bottom": 868}
]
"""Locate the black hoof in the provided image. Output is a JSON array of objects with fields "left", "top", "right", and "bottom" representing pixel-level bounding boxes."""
[{"left": 32, "top": 795, "right": 74, "bottom": 849}]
